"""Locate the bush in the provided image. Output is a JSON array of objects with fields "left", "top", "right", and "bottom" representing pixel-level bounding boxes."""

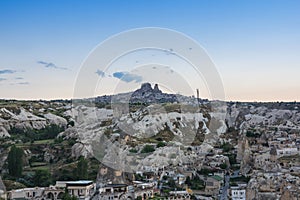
[
  {"left": 221, "top": 142, "right": 233, "bottom": 152},
  {"left": 220, "top": 163, "right": 227, "bottom": 169},
  {"left": 33, "top": 169, "right": 52, "bottom": 187},
  {"left": 246, "top": 130, "right": 261, "bottom": 138},
  {"left": 187, "top": 176, "right": 204, "bottom": 190},
  {"left": 198, "top": 168, "right": 214, "bottom": 176},
  {"left": 9, "top": 124, "right": 65, "bottom": 142},
  {"left": 129, "top": 148, "right": 138, "bottom": 153},
  {"left": 157, "top": 141, "right": 166, "bottom": 148},
  {"left": 226, "top": 154, "right": 237, "bottom": 165},
  {"left": 141, "top": 145, "right": 155, "bottom": 153}
]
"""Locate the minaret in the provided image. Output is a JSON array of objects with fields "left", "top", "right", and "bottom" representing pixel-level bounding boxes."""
[{"left": 196, "top": 89, "right": 199, "bottom": 102}]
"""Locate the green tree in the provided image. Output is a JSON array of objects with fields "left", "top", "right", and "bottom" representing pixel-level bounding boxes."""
[
  {"left": 167, "top": 178, "right": 176, "bottom": 189},
  {"left": 189, "top": 176, "right": 205, "bottom": 190},
  {"left": 33, "top": 169, "right": 52, "bottom": 187},
  {"left": 220, "top": 163, "right": 227, "bottom": 169},
  {"left": 62, "top": 187, "right": 78, "bottom": 200},
  {"left": 75, "top": 156, "right": 88, "bottom": 179},
  {"left": 221, "top": 142, "right": 233, "bottom": 152},
  {"left": 7, "top": 145, "right": 24, "bottom": 177},
  {"left": 185, "top": 176, "right": 191, "bottom": 186}
]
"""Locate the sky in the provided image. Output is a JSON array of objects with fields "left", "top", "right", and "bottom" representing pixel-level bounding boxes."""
[{"left": 0, "top": 0, "right": 300, "bottom": 101}]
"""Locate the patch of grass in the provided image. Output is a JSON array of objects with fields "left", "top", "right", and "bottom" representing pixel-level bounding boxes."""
[
  {"left": 30, "top": 162, "right": 47, "bottom": 167},
  {"left": 33, "top": 139, "right": 54, "bottom": 144},
  {"left": 163, "top": 104, "right": 181, "bottom": 113},
  {"left": 30, "top": 165, "right": 50, "bottom": 171}
]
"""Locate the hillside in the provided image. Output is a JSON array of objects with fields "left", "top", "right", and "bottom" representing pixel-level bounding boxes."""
[{"left": 1, "top": 83, "right": 300, "bottom": 189}]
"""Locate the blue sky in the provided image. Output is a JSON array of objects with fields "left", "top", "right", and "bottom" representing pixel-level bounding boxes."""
[{"left": 0, "top": 0, "right": 300, "bottom": 101}]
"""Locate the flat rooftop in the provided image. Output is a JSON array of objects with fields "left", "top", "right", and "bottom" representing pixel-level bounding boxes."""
[{"left": 66, "top": 180, "right": 94, "bottom": 186}]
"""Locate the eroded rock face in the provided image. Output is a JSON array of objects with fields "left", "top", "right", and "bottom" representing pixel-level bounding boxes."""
[
  {"left": 0, "top": 126, "right": 9, "bottom": 138},
  {"left": 225, "top": 103, "right": 300, "bottom": 131},
  {"left": 0, "top": 108, "right": 47, "bottom": 130},
  {"left": 43, "top": 113, "right": 68, "bottom": 127},
  {"left": 153, "top": 84, "right": 162, "bottom": 93},
  {"left": 59, "top": 102, "right": 225, "bottom": 172},
  {"left": 62, "top": 97, "right": 300, "bottom": 173},
  {"left": 247, "top": 172, "right": 300, "bottom": 200},
  {"left": 0, "top": 106, "right": 69, "bottom": 138},
  {"left": 71, "top": 143, "right": 93, "bottom": 158}
]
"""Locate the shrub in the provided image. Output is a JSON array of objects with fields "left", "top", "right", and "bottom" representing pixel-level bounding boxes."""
[
  {"left": 141, "top": 145, "right": 155, "bottom": 153},
  {"left": 221, "top": 142, "right": 233, "bottom": 152},
  {"left": 129, "top": 148, "right": 138, "bottom": 153},
  {"left": 157, "top": 141, "right": 166, "bottom": 148}
]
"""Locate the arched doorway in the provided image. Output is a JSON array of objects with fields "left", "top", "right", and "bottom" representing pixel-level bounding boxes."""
[
  {"left": 57, "top": 192, "right": 65, "bottom": 199},
  {"left": 47, "top": 192, "right": 55, "bottom": 200}
]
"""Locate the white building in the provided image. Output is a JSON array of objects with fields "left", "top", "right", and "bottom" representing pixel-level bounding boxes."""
[
  {"left": 99, "top": 184, "right": 134, "bottom": 200},
  {"left": 6, "top": 180, "right": 95, "bottom": 200},
  {"left": 7, "top": 187, "right": 45, "bottom": 200},
  {"left": 169, "top": 191, "right": 191, "bottom": 200},
  {"left": 231, "top": 185, "right": 246, "bottom": 200},
  {"left": 66, "top": 180, "right": 95, "bottom": 200},
  {"left": 276, "top": 147, "right": 298, "bottom": 156}
]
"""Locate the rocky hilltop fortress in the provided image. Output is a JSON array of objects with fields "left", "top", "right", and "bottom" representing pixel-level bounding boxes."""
[
  {"left": 96, "top": 83, "right": 179, "bottom": 104},
  {"left": 130, "top": 83, "right": 178, "bottom": 103}
]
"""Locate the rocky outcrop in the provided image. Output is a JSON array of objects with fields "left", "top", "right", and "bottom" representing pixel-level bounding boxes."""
[
  {"left": 43, "top": 113, "right": 68, "bottom": 127},
  {"left": 0, "top": 176, "right": 6, "bottom": 195},
  {"left": 225, "top": 103, "right": 300, "bottom": 131},
  {"left": 0, "top": 106, "right": 70, "bottom": 138},
  {"left": 130, "top": 83, "right": 177, "bottom": 103},
  {"left": 96, "top": 83, "right": 178, "bottom": 104},
  {"left": 153, "top": 84, "right": 162, "bottom": 93},
  {"left": 0, "top": 126, "right": 9, "bottom": 137},
  {"left": 247, "top": 172, "right": 300, "bottom": 200}
]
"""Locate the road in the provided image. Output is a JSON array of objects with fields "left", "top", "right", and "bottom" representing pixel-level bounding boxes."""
[{"left": 219, "top": 174, "right": 230, "bottom": 200}]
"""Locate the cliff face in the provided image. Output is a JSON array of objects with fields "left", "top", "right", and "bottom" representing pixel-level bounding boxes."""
[
  {"left": 58, "top": 104, "right": 216, "bottom": 170},
  {"left": 0, "top": 106, "right": 68, "bottom": 138},
  {"left": 0, "top": 108, "right": 46, "bottom": 134}
]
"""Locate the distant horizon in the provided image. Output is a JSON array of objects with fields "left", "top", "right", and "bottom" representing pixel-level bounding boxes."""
[{"left": 1, "top": 81, "right": 300, "bottom": 104}]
